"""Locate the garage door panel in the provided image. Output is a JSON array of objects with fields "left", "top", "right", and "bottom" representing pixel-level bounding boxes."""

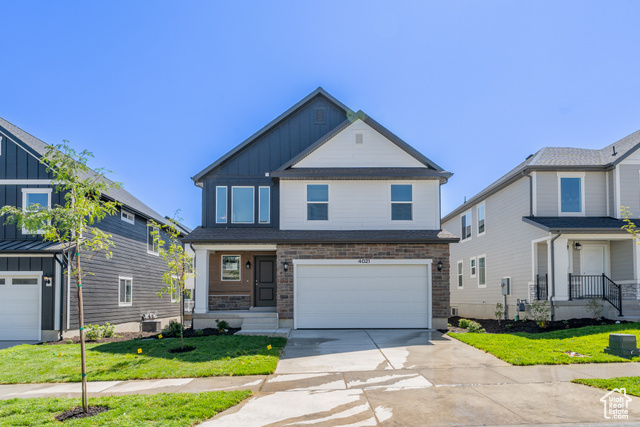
[
  {"left": 0, "top": 279, "right": 41, "bottom": 341},
  {"left": 296, "top": 263, "right": 430, "bottom": 329}
]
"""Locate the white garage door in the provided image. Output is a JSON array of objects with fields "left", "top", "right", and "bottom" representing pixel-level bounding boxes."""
[
  {"left": 0, "top": 275, "right": 41, "bottom": 341},
  {"left": 295, "top": 261, "right": 431, "bottom": 329}
]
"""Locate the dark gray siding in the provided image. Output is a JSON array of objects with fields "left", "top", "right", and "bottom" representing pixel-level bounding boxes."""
[
  {"left": 68, "top": 210, "right": 180, "bottom": 328},
  {"left": 201, "top": 95, "right": 347, "bottom": 228},
  {"left": 0, "top": 185, "right": 64, "bottom": 240},
  {"left": 0, "top": 136, "right": 50, "bottom": 179},
  {"left": 0, "top": 256, "right": 56, "bottom": 330}
]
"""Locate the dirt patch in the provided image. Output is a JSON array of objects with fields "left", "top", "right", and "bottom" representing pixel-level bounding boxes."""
[
  {"left": 168, "top": 345, "right": 196, "bottom": 354},
  {"left": 46, "top": 327, "right": 241, "bottom": 345},
  {"left": 448, "top": 316, "right": 630, "bottom": 334},
  {"left": 56, "top": 406, "right": 108, "bottom": 421}
]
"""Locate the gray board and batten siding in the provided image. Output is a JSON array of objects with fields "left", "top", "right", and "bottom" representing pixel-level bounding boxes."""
[{"left": 199, "top": 93, "right": 348, "bottom": 228}]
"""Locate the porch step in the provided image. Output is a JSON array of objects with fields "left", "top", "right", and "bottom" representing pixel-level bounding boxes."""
[
  {"left": 249, "top": 307, "right": 277, "bottom": 312},
  {"left": 238, "top": 312, "right": 282, "bottom": 336}
]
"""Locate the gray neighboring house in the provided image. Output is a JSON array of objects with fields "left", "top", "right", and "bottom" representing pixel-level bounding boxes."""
[
  {"left": 185, "top": 87, "right": 457, "bottom": 332},
  {"left": 0, "top": 117, "right": 188, "bottom": 341},
  {"left": 442, "top": 129, "right": 640, "bottom": 321}
]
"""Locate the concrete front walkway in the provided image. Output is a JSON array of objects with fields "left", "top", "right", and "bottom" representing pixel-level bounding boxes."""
[{"left": 1, "top": 330, "right": 639, "bottom": 425}]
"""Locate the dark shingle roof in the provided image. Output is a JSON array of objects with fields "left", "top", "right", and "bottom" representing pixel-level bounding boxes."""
[
  {"left": 522, "top": 216, "right": 640, "bottom": 233},
  {"left": 0, "top": 117, "right": 177, "bottom": 229},
  {"left": 183, "top": 227, "right": 458, "bottom": 244},
  {"left": 271, "top": 167, "right": 451, "bottom": 181},
  {"left": 0, "top": 240, "right": 65, "bottom": 252}
]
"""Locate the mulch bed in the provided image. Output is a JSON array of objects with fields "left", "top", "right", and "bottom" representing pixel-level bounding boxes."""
[
  {"left": 168, "top": 345, "right": 196, "bottom": 353},
  {"left": 46, "top": 327, "right": 241, "bottom": 345},
  {"left": 448, "top": 316, "right": 631, "bottom": 334},
  {"left": 56, "top": 406, "right": 108, "bottom": 421}
]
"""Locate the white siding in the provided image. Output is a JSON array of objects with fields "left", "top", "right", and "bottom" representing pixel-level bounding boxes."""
[
  {"left": 619, "top": 164, "right": 640, "bottom": 217},
  {"left": 611, "top": 240, "right": 634, "bottom": 282},
  {"left": 443, "top": 177, "right": 548, "bottom": 317},
  {"left": 536, "top": 172, "right": 558, "bottom": 216},
  {"left": 536, "top": 171, "right": 607, "bottom": 216},
  {"left": 293, "top": 119, "right": 426, "bottom": 168},
  {"left": 280, "top": 180, "right": 440, "bottom": 230}
]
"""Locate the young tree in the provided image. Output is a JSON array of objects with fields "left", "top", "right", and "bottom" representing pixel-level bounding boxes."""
[
  {"left": 0, "top": 142, "right": 120, "bottom": 412},
  {"left": 150, "top": 215, "right": 194, "bottom": 351}
]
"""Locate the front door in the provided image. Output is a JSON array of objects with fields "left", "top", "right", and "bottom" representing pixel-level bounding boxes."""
[
  {"left": 583, "top": 245, "right": 607, "bottom": 275},
  {"left": 255, "top": 256, "right": 277, "bottom": 307}
]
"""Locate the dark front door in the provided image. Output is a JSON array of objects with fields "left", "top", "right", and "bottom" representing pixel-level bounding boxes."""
[{"left": 255, "top": 256, "right": 277, "bottom": 307}]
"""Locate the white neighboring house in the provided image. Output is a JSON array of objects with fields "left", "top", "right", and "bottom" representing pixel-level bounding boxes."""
[{"left": 442, "top": 129, "right": 640, "bottom": 321}]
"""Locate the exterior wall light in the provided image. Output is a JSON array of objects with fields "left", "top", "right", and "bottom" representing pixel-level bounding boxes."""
[
  {"left": 437, "top": 261, "right": 443, "bottom": 272},
  {"left": 245, "top": 260, "right": 251, "bottom": 269},
  {"left": 575, "top": 242, "right": 582, "bottom": 251},
  {"left": 283, "top": 261, "right": 289, "bottom": 272}
]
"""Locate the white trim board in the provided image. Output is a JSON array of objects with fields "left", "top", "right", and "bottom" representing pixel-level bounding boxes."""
[{"left": 0, "top": 179, "right": 51, "bottom": 185}]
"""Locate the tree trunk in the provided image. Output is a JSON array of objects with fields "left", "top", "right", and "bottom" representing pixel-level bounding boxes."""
[
  {"left": 76, "top": 243, "right": 88, "bottom": 412},
  {"left": 180, "top": 289, "right": 184, "bottom": 350}
]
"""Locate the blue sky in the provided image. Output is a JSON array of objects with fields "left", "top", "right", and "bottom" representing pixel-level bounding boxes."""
[{"left": 2, "top": 1, "right": 640, "bottom": 228}]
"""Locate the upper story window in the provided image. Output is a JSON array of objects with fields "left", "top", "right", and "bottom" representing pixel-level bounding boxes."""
[
  {"left": 470, "top": 257, "right": 477, "bottom": 278},
  {"left": 558, "top": 173, "right": 585, "bottom": 215},
  {"left": 461, "top": 211, "right": 471, "bottom": 241},
  {"left": 147, "top": 222, "right": 159, "bottom": 255},
  {"left": 22, "top": 188, "right": 52, "bottom": 234},
  {"left": 121, "top": 209, "right": 135, "bottom": 225},
  {"left": 216, "top": 186, "right": 228, "bottom": 223},
  {"left": 307, "top": 184, "right": 328, "bottom": 221},
  {"left": 259, "top": 187, "right": 270, "bottom": 224},
  {"left": 391, "top": 184, "right": 412, "bottom": 221},
  {"left": 232, "top": 187, "right": 254, "bottom": 223},
  {"left": 457, "top": 260, "right": 463, "bottom": 288},
  {"left": 477, "top": 203, "right": 485, "bottom": 235}
]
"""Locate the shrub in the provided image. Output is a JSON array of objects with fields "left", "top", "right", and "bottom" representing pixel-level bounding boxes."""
[
  {"left": 162, "top": 320, "right": 184, "bottom": 337},
  {"left": 495, "top": 303, "right": 505, "bottom": 324},
  {"left": 195, "top": 329, "right": 204, "bottom": 337},
  {"left": 216, "top": 320, "right": 230, "bottom": 334},
  {"left": 85, "top": 324, "right": 102, "bottom": 341},
  {"left": 102, "top": 322, "right": 115, "bottom": 338},
  {"left": 587, "top": 297, "right": 603, "bottom": 319},
  {"left": 458, "top": 318, "right": 485, "bottom": 333},
  {"left": 529, "top": 301, "right": 551, "bottom": 328}
]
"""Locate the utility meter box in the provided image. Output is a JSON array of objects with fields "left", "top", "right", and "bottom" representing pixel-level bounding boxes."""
[{"left": 501, "top": 278, "right": 510, "bottom": 295}]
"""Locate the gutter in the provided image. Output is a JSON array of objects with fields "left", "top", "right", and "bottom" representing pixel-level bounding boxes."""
[{"left": 549, "top": 231, "right": 562, "bottom": 321}]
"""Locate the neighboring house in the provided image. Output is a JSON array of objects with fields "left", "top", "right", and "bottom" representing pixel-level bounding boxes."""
[
  {"left": 184, "top": 88, "right": 457, "bottom": 332},
  {"left": 442, "top": 129, "right": 640, "bottom": 321},
  {"left": 0, "top": 117, "right": 187, "bottom": 341}
]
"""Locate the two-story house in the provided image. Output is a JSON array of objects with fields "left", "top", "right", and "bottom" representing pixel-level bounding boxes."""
[
  {"left": 184, "top": 88, "right": 457, "bottom": 333},
  {"left": 0, "top": 117, "right": 186, "bottom": 342},
  {"left": 442, "top": 129, "right": 640, "bottom": 321}
]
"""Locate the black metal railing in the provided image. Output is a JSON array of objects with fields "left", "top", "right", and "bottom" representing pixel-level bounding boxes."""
[
  {"left": 536, "top": 274, "right": 548, "bottom": 300},
  {"left": 568, "top": 273, "right": 623, "bottom": 316}
]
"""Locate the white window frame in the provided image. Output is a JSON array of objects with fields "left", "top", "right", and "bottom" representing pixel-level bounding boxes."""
[
  {"left": 121, "top": 209, "right": 135, "bottom": 225},
  {"left": 470, "top": 256, "right": 477, "bottom": 278},
  {"left": 221, "top": 255, "right": 242, "bottom": 281},
  {"left": 557, "top": 172, "right": 586, "bottom": 216},
  {"left": 477, "top": 203, "right": 486, "bottom": 236},
  {"left": 118, "top": 276, "right": 133, "bottom": 307},
  {"left": 390, "top": 183, "right": 413, "bottom": 221},
  {"left": 477, "top": 254, "right": 487, "bottom": 288},
  {"left": 231, "top": 186, "right": 255, "bottom": 224},
  {"left": 457, "top": 260, "right": 463, "bottom": 289},
  {"left": 306, "top": 183, "right": 329, "bottom": 222},
  {"left": 147, "top": 222, "right": 159, "bottom": 256},
  {"left": 258, "top": 186, "right": 270, "bottom": 224},
  {"left": 460, "top": 210, "right": 472, "bottom": 242},
  {"left": 21, "top": 188, "right": 52, "bottom": 235},
  {"left": 216, "top": 186, "right": 228, "bottom": 224}
]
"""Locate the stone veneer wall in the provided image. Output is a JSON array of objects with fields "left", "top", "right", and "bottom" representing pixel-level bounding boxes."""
[
  {"left": 276, "top": 243, "right": 450, "bottom": 324},
  {"left": 209, "top": 295, "right": 251, "bottom": 310}
]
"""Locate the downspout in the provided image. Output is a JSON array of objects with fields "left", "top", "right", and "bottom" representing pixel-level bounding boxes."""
[
  {"left": 189, "top": 243, "right": 196, "bottom": 312},
  {"left": 523, "top": 171, "right": 533, "bottom": 217},
  {"left": 53, "top": 252, "right": 67, "bottom": 340},
  {"left": 549, "top": 231, "right": 562, "bottom": 321}
]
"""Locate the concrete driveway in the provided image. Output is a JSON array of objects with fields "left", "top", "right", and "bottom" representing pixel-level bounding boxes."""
[
  {"left": 203, "top": 329, "right": 640, "bottom": 426},
  {"left": 0, "top": 341, "right": 38, "bottom": 350}
]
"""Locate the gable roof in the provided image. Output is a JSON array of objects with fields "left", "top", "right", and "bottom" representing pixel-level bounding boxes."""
[
  {"left": 191, "top": 87, "right": 351, "bottom": 184},
  {"left": 0, "top": 117, "right": 177, "bottom": 229},
  {"left": 276, "top": 111, "right": 446, "bottom": 172},
  {"left": 442, "top": 127, "right": 640, "bottom": 222}
]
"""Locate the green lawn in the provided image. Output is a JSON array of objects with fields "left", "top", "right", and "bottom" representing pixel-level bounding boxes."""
[
  {"left": 449, "top": 323, "right": 640, "bottom": 365},
  {"left": 0, "top": 391, "right": 250, "bottom": 426},
  {"left": 0, "top": 335, "right": 286, "bottom": 383},
  {"left": 573, "top": 377, "right": 640, "bottom": 397}
]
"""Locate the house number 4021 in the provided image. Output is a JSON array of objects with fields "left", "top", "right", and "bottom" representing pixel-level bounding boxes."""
[{"left": 358, "top": 258, "right": 371, "bottom": 264}]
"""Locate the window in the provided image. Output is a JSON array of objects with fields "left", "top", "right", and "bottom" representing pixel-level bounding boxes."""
[
  {"left": 470, "top": 257, "right": 477, "bottom": 278},
  {"left": 12, "top": 278, "right": 38, "bottom": 285},
  {"left": 391, "top": 184, "right": 412, "bottom": 221},
  {"left": 259, "top": 187, "right": 270, "bottom": 223},
  {"left": 477, "top": 204, "right": 485, "bottom": 235},
  {"left": 221, "top": 255, "right": 241, "bottom": 281},
  {"left": 21, "top": 188, "right": 52, "bottom": 234},
  {"left": 478, "top": 255, "right": 486, "bottom": 287},
  {"left": 232, "top": 187, "right": 254, "bottom": 223},
  {"left": 119, "top": 277, "right": 132, "bottom": 306},
  {"left": 121, "top": 209, "right": 135, "bottom": 225},
  {"left": 216, "top": 186, "right": 227, "bottom": 223},
  {"left": 147, "top": 223, "right": 159, "bottom": 255},
  {"left": 170, "top": 275, "right": 180, "bottom": 303},
  {"left": 457, "top": 260, "right": 463, "bottom": 288},
  {"left": 0, "top": 278, "right": 4, "bottom": 285},
  {"left": 558, "top": 173, "right": 584, "bottom": 215},
  {"left": 461, "top": 211, "right": 471, "bottom": 241},
  {"left": 307, "top": 184, "right": 328, "bottom": 221}
]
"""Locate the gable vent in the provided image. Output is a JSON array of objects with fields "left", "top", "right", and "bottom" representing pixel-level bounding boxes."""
[
  {"left": 355, "top": 133, "right": 364, "bottom": 144},
  {"left": 314, "top": 108, "right": 326, "bottom": 124}
]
